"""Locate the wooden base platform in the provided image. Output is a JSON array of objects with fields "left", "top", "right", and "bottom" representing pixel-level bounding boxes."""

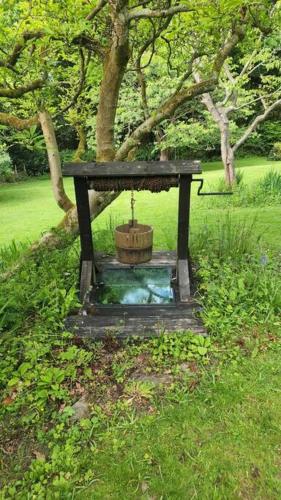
[
  {"left": 65, "top": 252, "right": 205, "bottom": 340},
  {"left": 65, "top": 303, "right": 205, "bottom": 340}
]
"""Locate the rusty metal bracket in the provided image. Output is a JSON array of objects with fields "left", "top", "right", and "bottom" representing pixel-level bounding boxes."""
[{"left": 192, "top": 178, "right": 233, "bottom": 196}]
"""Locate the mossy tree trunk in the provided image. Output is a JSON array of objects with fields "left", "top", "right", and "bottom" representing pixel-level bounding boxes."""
[
  {"left": 39, "top": 110, "right": 74, "bottom": 212},
  {"left": 73, "top": 125, "right": 87, "bottom": 162}
]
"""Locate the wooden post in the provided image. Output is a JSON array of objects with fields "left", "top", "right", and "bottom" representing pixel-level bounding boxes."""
[
  {"left": 177, "top": 174, "right": 191, "bottom": 300},
  {"left": 74, "top": 177, "right": 95, "bottom": 301},
  {"left": 177, "top": 174, "right": 191, "bottom": 259}
]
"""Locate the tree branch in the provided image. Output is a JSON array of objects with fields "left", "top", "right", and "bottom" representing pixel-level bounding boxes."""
[
  {"left": 115, "top": 78, "right": 216, "bottom": 161},
  {"left": 193, "top": 71, "right": 222, "bottom": 124},
  {"left": 176, "top": 52, "right": 205, "bottom": 93},
  {"left": 39, "top": 109, "right": 74, "bottom": 213},
  {"left": 1, "top": 31, "right": 44, "bottom": 68},
  {"left": 71, "top": 33, "right": 105, "bottom": 58},
  {"left": 233, "top": 86, "right": 281, "bottom": 111},
  {"left": 128, "top": 5, "right": 194, "bottom": 20},
  {"left": 60, "top": 48, "right": 88, "bottom": 115},
  {"left": 86, "top": 0, "right": 108, "bottom": 21},
  {"left": 213, "top": 25, "right": 246, "bottom": 77},
  {"left": 0, "top": 61, "right": 19, "bottom": 74},
  {"left": 233, "top": 98, "right": 281, "bottom": 152},
  {"left": 0, "top": 79, "right": 45, "bottom": 98},
  {"left": 135, "top": 17, "right": 172, "bottom": 117},
  {"left": 116, "top": 22, "right": 247, "bottom": 161},
  {"left": 0, "top": 112, "right": 39, "bottom": 129}
]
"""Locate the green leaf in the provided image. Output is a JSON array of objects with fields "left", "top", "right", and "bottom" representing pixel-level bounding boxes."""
[
  {"left": 197, "top": 347, "right": 208, "bottom": 356},
  {"left": 8, "top": 377, "right": 19, "bottom": 387}
]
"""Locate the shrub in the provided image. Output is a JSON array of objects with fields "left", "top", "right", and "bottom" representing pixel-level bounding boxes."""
[
  {"left": 0, "top": 149, "right": 14, "bottom": 182},
  {"left": 9, "top": 143, "right": 48, "bottom": 176},
  {"left": 268, "top": 142, "right": 281, "bottom": 161},
  {"left": 239, "top": 121, "right": 281, "bottom": 156},
  {"left": 9, "top": 146, "right": 77, "bottom": 176}
]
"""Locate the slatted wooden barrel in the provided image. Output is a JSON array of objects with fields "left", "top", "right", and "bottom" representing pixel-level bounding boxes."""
[{"left": 115, "top": 220, "right": 153, "bottom": 264}]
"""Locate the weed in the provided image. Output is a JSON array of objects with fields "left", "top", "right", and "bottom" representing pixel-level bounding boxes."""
[
  {"left": 93, "top": 213, "right": 120, "bottom": 253},
  {"left": 149, "top": 332, "right": 211, "bottom": 363},
  {"left": 198, "top": 256, "right": 281, "bottom": 337},
  {"left": 0, "top": 240, "right": 28, "bottom": 272}
]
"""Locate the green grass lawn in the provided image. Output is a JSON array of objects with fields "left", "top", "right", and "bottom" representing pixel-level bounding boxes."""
[
  {"left": 1, "top": 156, "right": 280, "bottom": 250},
  {"left": 87, "top": 351, "right": 281, "bottom": 499}
]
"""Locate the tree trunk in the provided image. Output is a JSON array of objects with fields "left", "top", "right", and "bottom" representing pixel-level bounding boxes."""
[
  {"left": 73, "top": 125, "right": 87, "bottom": 162},
  {"left": 219, "top": 120, "right": 236, "bottom": 186},
  {"left": 39, "top": 109, "right": 74, "bottom": 212},
  {"left": 35, "top": 3, "right": 131, "bottom": 249},
  {"left": 160, "top": 148, "right": 170, "bottom": 161},
  {"left": 193, "top": 73, "right": 237, "bottom": 186},
  {"left": 95, "top": 1, "right": 130, "bottom": 161},
  {"left": 34, "top": 190, "right": 118, "bottom": 250}
]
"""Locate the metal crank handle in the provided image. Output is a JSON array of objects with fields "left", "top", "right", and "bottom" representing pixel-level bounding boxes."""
[{"left": 192, "top": 178, "right": 233, "bottom": 196}]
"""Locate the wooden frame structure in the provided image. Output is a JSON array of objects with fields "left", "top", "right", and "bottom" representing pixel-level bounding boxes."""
[{"left": 63, "top": 160, "right": 205, "bottom": 339}]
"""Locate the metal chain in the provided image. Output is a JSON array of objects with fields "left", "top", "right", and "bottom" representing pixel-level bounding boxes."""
[{"left": 130, "top": 189, "right": 135, "bottom": 225}]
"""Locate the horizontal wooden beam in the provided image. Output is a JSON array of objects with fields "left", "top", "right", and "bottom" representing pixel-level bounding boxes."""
[
  {"left": 63, "top": 160, "right": 202, "bottom": 178},
  {"left": 65, "top": 314, "right": 206, "bottom": 340}
]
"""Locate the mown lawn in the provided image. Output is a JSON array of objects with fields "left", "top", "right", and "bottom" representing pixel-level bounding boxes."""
[
  {"left": 87, "top": 352, "right": 281, "bottom": 499},
  {"left": 0, "top": 156, "right": 280, "bottom": 250}
]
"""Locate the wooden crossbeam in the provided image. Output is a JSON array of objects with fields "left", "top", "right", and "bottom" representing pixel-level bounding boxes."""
[{"left": 63, "top": 160, "right": 201, "bottom": 178}]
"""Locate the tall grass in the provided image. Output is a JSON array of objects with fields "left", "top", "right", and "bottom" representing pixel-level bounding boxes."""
[
  {"left": 258, "top": 170, "right": 281, "bottom": 196},
  {"left": 0, "top": 240, "right": 28, "bottom": 272},
  {"left": 215, "top": 169, "right": 244, "bottom": 194},
  {"left": 206, "top": 169, "right": 281, "bottom": 209},
  {"left": 191, "top": 213, "right": 261, "bottom": 261}
]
